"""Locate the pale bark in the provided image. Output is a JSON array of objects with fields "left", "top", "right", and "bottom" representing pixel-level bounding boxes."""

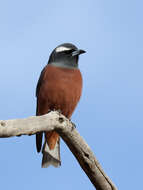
[{"left": 0, "top": 111, "right": 117, "bottom": 190}]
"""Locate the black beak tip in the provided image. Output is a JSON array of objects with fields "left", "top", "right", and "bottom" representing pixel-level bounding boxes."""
[
  {"left": 72, "top": 49, "right": 86, "bottom": 56},
  {"left": 79, "top": 49, "right": 86, "bottom": 54}
]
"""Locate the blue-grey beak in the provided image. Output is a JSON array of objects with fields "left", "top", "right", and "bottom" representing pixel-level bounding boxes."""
[{"left": 72, "top": 49, "right": 86, "bottom": 57}]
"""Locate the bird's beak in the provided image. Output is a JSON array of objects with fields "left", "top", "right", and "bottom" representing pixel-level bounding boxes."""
[{"left": 72, "top": 49, "right": 86, "bottom": 57}]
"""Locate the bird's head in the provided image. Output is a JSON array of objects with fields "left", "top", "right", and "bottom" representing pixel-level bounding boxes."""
[{"left": 48, "top": 43, "right": 86, "bottom": 69}]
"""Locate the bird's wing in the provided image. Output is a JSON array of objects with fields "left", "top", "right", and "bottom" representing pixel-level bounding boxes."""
[
  {"left": 36, "top": 66, "right": 46, "bottom": 98},
  {"left": 36, "top": 66, "right": 46, "bottom": 152}
]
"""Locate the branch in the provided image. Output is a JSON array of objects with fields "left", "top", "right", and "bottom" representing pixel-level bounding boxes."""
[{"left": 0, "top": 111, "right": 117, "bottom": 190}]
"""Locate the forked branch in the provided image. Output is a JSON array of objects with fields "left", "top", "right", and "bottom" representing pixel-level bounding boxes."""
[{"left": 0, "top": 111, "right": 117, "bottom": 190}]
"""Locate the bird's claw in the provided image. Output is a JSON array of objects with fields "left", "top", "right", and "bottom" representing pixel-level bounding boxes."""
[{"left": 69, "top": 120, "right": 76, "bottom": 131}]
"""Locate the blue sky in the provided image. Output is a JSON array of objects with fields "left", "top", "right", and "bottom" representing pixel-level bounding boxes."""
[{"left": 0, "top": 0, "right": 142, "bottom": 189}]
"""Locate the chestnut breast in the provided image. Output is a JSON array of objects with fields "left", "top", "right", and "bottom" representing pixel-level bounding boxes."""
[{"left": 37, "top": 64, "right": 82, "bottom": 118}]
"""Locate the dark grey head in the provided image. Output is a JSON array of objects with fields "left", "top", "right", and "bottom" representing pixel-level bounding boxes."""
[{"left": 48, "top": 43, "right": 86, "bottom": 69}]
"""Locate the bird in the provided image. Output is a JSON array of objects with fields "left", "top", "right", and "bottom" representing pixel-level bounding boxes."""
[{"left": 36, "top": 43, "right": 86, "bottom": 168}]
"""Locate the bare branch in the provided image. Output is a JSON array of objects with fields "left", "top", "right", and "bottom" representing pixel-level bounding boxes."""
[{"left": 0, "top": 111, "right": 117, "bottom": 190}]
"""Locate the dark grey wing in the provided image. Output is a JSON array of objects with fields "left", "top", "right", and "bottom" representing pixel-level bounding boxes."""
[
  {"left": 36, "top": 66, "right": 46, "bottom": 98},
  {"left": 36, "top": 66, "right": 46, "bottom": 153}
]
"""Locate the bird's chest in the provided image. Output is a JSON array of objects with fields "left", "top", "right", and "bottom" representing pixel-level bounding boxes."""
[
  {"left": 44, "top": 71, "right": 81, "bottom": 101},
  {"left": 40, "top": 68, "right": 82, "bottom": 116}
]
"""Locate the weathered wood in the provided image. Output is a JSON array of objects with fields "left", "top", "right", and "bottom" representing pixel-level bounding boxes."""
[{"left": 0, "top": 111, "right": 117, "bottom": 190}]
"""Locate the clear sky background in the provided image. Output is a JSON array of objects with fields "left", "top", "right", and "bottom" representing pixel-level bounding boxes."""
[{"left": 0, "top": 0, "right": 142, "bottom": 189}]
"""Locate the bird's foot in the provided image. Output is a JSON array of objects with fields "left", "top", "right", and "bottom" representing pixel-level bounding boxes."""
[
  {"left": 47, "top": 109, "right": 52, "bottom": 113},
  {"left": 69, "top": 120, "right": 76, "bottom": 130}
]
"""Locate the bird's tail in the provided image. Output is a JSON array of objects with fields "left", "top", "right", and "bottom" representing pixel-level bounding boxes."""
[{"left": 42, "top": 138, "right": 61, "bottom": 168}]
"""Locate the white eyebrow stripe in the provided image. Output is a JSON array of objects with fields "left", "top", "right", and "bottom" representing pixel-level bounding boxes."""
[{"left": 55, "top": 46, "right": 71, "bottom": 53}]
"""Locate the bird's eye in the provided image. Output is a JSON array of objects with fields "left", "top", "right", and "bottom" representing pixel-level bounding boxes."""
[{"left": 64, "top": 49, "right": 74, "bottom": 54}]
